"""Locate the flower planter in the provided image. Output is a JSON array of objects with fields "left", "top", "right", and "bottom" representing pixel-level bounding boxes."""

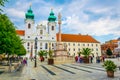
[
  {"left": 48, "top": 58, "right": 54, "bottom": 65},
  {"left": 103, "top": 60, "right": 117, "bottom": 78},
  {"left": 107, "top": 71, "right": 114, "bottom": 77},
  {"left": 83, "top": 57, "right": 89, "bottom": 63}
]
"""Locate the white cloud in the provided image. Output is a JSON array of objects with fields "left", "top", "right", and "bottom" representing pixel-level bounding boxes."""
[
  {"left": 6, "top": 8, "right": 24, "bottom": 18},
  {"left": 63, "top": 16, "right": 120, "bottom": 36},
  {"left": 57, "top": 0, "right": 120, "bottom": 38}
]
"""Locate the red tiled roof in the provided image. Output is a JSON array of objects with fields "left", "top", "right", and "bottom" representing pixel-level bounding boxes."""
[
  {"left": 110, "top": 40, "right": 118, "bottom": 43},
  {"left": 56, "top": 33, "right": 100, "bottom": 43},
  {"left": 16, "top": 30, "right": 25, "bottom": 36}
]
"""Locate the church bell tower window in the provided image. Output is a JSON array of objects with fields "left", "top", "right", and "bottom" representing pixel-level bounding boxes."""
[
  {"left": 52, "top": 26, "right": 54, "bottom": 30},
  {"left": 28, "top": 23, "right": 31, "bottom": 29}
]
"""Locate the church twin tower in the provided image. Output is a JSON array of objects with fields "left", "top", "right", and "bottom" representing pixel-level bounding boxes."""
[{"left": 24, "top": 6, "right": 58, "bottom": 53}]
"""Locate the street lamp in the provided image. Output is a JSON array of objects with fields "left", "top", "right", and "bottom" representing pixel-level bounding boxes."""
[
  {"left": 30, "top": 42, "right": 33, "bottom": 59},
  {"left": 34, "top": 37, "right": 38, "bottom": 67}
]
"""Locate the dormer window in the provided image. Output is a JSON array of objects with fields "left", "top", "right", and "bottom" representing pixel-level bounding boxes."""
[
  {"left": 52, "top": 26, "right": 54, "bottom": 30},
  {"left": 28, "top": 23, "right": 31, "bottom": 29}
]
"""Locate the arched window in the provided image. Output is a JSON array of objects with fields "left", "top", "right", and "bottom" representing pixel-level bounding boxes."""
[
  {"left": 45, "top": 43, "right": 48, "bottom": 49},
  {"left": 52, "top": 26, "right": 54, "bottom": 30},
  {"left": 40, "top": 43, "right": 42, "bottom": 46},
  {"left": 27, "top": 42, "right": 30, "bottom": 46},
  {"left": 28, "top": 23, "right": 31, "bottom": 29},
  {"left": 40, "top": 30, "right": 43, "bottom": 35}
]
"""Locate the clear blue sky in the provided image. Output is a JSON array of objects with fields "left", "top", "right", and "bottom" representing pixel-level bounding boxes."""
[{"left": 2, "top": 0, "right": 120, "bottom": 43}]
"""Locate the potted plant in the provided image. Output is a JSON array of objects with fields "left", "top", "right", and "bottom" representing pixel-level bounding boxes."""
[
  {"left": 38, "top": 50, "right": 47, "bottom": 62},
  {"left": 102, "top": 60, "right": 117, "bottom": 77},
  {"left": 48, "top": 50, "right": 54, "bottom": 65},
  {"left": 80, "top": 48, "right": 92, "bottom": 63}
]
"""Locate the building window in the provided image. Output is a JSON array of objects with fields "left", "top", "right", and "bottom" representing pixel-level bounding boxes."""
[
  {"left": 52, "top": 43, "right": 54, "bottom": 47},
  {"left": 96, "top": 44, "right": 98, "bottom": 47},
  {"left": 28, "top": 36, "right": 30, "bottom": 38},
  {"left": 40, "top": 47, "right": 42, "bottom": 49},
  {"left": 73, "top": 43, "right": 75, "bottom": 46},
  {"left": 91, "top": 44, "right": 93, "bottom": 46},
  {"left": 55, "top": 43, "right": 57, "bottom": 46},
  {"left": 68, "top": 43, "right": 70, "bottom": 46},
  {"left": 78, "top": 44, "right": 80, "bottom": 46},
  {"left": 40, "top": 43, "right": 42, "bottom": 46},
  {"left": 96, "top": 48, "right": 98, "bottom": 51},
  {"left": 83, "top": 44, "right": 85, "bottom": 46},
  {"left": 40, "top": 37, "right": 42, "bottom": 39},
  {"left": 73, "top": 48, "right": 75, "bottom": 51},
  {"left": 52, "top": 26, "right": 54, "bottom": 30},
  {"left": 40, "top": 30, "right": 43, "bottom": 35},
  {"left": 88, "top": 44, "right": 89, "bottom": 46},
  {"left": 92, "top": 48, "right": 94, "bottom": 51},
  {"left": 63, "top": 43, "right": 66, "bottom": 46},
  {"left": 69, "top": 48, "right": 70, "bottom": 51},
  {"left": 52, "top": 37, "right": 54, "bottom": 39},
  {"left": 74, "top": 53, "right": 75, "bottom": 56},
  {"left": 45, "top": 43, "right": 48, "bottom": 49},
  {"left": 78, "top": 48, "right": 80, "bottom": 51},
  {"left": 28, "top": 23, "right": 31, "bottom": 29},
  {"left": 27, "top": 42, "right": 29, "bottom": 46}
]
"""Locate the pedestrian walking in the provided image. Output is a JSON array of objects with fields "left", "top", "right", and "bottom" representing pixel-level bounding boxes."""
[
  {"left": 75, "top": 56, "right": 78, "bottom": 62},
  {"left": 23, "top": 58, "right": 27, "bottom": 66},
  {"left": 102, "top": 56, "right": 105, "bottom": 62},
  {"left": 90, "top": 56, "right": 93, "bottom": 63},
  {"left": 77, "top": 56, "right": 80, "bottom": 63}
]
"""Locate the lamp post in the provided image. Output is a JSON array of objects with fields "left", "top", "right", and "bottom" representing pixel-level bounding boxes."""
[
  {"left": 30, "top": 42, "right": 33, "bottom": 59},
  {"left": 34, "top": 37, "right": 38, "bottom": 67}
]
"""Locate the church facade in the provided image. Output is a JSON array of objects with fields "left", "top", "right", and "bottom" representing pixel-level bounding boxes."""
[{"left": 16, "top": 6, "right": 101, "bottom": 57}]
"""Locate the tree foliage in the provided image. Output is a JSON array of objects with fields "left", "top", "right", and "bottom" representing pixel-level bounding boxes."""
[
  {"left": 0, "top": 0, "right": 8, "bottom": 13},
  {"left": 0, "top": 14, "right": 26, "bottom": 56},
  {"left": 38, "top": 50, "right": 47, "bottom": 57},
  {"left": 80, "top": 48, "right": 92, "bottom": 58},
  {"left": 48, "top": 50, "right": 54, "bottom": 59},
  {"left": 102, "top": 60, "right": 117, "bottom": 71},
  {"left": 106, "top": 48, "right": 113, "bottom": 56}
]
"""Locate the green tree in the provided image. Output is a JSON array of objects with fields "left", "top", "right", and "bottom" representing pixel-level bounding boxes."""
[
  {"left": 38, "top": 50, "right": 47, "bottom": 57},
  {"left": 106, "top": 48, "right": 112, "bottom": 56},
  {"left": 0, "top": 14, "right": 25, "bottom": 72},
  {"left": 15, "top": 44, "right": 26, "bottom": 56},
  {"left": 80, "top": 48, "right": 92, "bottom": 58},
  {"left": 0, "top": 0, "right": 8, "bottom": 13},
  {"left": 0, "top": 14, "right": 16, "bottom": 54},
  {"left": 0, "top": 14, "right": 26, "bottom": 55}
]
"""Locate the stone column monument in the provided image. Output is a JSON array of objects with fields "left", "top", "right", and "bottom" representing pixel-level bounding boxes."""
[{"left": 54, "top": 13, "right": 74, "bottom": 64}]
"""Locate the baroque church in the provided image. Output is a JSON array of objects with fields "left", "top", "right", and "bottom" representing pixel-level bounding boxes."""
[{"left": 16, "top": 6, "right": 101, "bottom": 57}]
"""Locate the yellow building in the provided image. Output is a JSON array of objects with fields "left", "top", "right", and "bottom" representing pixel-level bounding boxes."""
[{"left": 56, "top": 33, "right": 101, "bottom": 57}]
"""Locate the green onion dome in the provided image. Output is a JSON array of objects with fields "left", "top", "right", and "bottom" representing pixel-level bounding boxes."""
[
  {"left": 25, "top": 6, "right": 34, "bottom": 19},
  {"left": 48, "top": 9, "right": 56, "bottom": 22}
]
